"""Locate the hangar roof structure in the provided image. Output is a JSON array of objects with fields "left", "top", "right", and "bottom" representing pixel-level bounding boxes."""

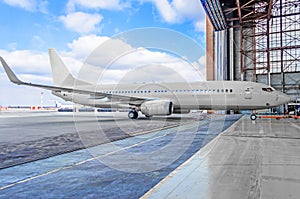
[{"left": 200, "top": 0, "right": 277, "bottom": 31}]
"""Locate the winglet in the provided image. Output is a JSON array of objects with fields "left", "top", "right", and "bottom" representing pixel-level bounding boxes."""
[{"left": 0, "top": 56, "right": 24, "bottom": 85}]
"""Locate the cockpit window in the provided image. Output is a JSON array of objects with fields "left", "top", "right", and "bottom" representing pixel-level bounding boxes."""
[{"left": 262, "top": 87, "right": 274, "bottom": 92}]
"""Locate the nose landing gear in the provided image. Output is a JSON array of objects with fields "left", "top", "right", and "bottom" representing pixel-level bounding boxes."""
[{"left": 250, "top": 113, "right": 257, "bottom": 120}]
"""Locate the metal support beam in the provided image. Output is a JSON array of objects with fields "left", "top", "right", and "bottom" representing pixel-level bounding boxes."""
[
  {"left": 267, "top": 0, "right": 274, "bottom": 20},
  {"left": 279, "top": 0, "right": 285, "bottom": 93},
  {"left": 266, "top": 18, "right": 271, "bottom": 86},
  {"left": 236, "top": 0, "right": 242, "bottom": 25},
  {"left": 240, "top": 26, "right": 244, "bottom": 81},
  {"left": 266, "top": 0, "right": 273, "bottom": 86}
]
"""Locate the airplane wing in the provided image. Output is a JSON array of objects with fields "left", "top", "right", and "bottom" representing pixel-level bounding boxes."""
[{"left": 0, "top": 56, "right": 147, "bottom": 105}]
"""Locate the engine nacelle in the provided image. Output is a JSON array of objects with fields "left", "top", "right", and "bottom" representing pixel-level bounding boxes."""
[{"left": 140, "top": 100, "right": 173, "bottom": 116}]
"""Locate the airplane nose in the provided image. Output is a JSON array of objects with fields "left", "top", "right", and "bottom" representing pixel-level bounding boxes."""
[{"left": 280, "top": 93, "right": 292, "bottom": 104}]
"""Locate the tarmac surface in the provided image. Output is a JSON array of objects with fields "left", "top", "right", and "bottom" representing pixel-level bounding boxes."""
[
  {"left": 0, "top": 112, "right": 196, "bottom": 169},
  {"left": 143, "top": 116, "right": 300, "bottom": 199},
  {"left": 0, "top": 111, "right": 241, "bottom": 198}
]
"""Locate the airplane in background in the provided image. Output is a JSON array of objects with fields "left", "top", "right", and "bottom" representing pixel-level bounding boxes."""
[{"left": 0, "top": 49, "right": 291, "bottom": 120}]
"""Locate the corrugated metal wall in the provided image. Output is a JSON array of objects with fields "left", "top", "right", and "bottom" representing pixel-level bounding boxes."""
[{"left": 214, "top": 30, "right": 227, "bottom": 80}]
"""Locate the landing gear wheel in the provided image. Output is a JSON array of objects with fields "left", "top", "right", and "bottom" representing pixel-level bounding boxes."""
[
  {"left": 250, "top": 114, "right": 257, "bottom": 120},
  {"left": 128, "top": 110, "right": 138, "bottom": 119}
]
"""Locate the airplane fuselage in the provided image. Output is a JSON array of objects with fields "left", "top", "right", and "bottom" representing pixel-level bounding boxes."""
[{"left": 53, "top": 81, "right": 290, "bottom": 112}]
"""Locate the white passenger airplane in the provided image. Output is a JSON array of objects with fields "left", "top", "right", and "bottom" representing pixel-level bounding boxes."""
[{"left": 0, "top": 49, "right": 291, "bottom": 120}]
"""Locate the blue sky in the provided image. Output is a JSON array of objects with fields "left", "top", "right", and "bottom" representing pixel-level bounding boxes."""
[{"left": 0, "top": 0, "right": 206, "bottom": 106}]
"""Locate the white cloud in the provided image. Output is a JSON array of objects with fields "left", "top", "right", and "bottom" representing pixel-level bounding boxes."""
[
  {"left": 0, "top": 35, "right": 206, "bottom": 105},
  {"left": 65, "top": 34, "right": 109, "bottom": 59},
  {"left": 2, "top": 0, "right": 35, "bottom": 10},
  {"left": 195, "top": 20, "right": 206, "bottom": 33},
  {"left": 142, "top": 0, "right": 206, "bottom": 32},
  {"left": 172, "top": 0, "right": 204, "bottom": 21},
  {"left": 0, "top": 49, "right": 84, "bottom": 83},
  {"left": 113, "top": 48, "right": 180, "bottom": 67},
  {"left": 58, "top": 35, "right": 111, "bottom": 77},
  {"left": 0, "top": 35, "right": 109, "bottom": 84},
  {"left": 61, "top": 1, "right": 131, "bottom": 34},
  {"left": 0, "top": 49, "right": 57, "bottom": 106},
  {"left": 109, "top": 49, "right": 205, "bottom": 83},
  {"left": 37, "top": 0, "right": 47, "bottom": 13},
  {"left": 0, "top": 73, "right": 59, "bottom": 106},
  {"left": 61, "top": 36, "right": 206, "bottom": 84},
  {"left": 79, "top": 42, "right": 206, "bottom": 83},
  {"left": 2, "top": 0, "right": 48, "bottom": 13},
  {"left": 66, "top": 0, "right": 126, "bottom": 12},
  {"left": 60, "top": 12, "right": 103, "bottom": 34},
  {"left": 0, "top": 49, "right": 50, "bottom": 75},
  {"left": 1, "top": 36, "right": 206, "bottom": 83},
  {"left": 150, "top": 0, "right": 177, "bottom": 23},
  {"left": 32, "top": 35, "right": 46, "bottom": 48},
  {"left": 8, "top": 42, "right": 17, "bottom": 51},
  {"left": 71, "top": 38, "right": 135, "bottom": 83}
]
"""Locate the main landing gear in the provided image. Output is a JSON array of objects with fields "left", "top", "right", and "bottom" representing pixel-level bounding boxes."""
[
  {"left": 250, "top": 113, "right": 257, "bottom": 120},
  {"left": 128, "top": 110, "right": 138, "bottom": 119}
]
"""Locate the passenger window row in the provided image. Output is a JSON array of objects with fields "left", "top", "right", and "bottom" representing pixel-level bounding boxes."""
[{"left": 101, "top": 88, "right": 234, "bottom": 94}]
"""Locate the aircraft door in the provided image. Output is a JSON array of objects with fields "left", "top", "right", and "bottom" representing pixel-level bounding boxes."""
[{"left": 244, "top": 88, "right": 252, "bottom": 99}]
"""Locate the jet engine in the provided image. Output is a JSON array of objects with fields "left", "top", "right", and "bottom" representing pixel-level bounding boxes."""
[{"left": 140, "top": 100, "right": 173, "bottom": 116}]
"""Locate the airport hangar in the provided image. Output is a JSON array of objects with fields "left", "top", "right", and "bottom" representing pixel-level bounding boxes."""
[{"left": 201, "top": 0, "right": 300, "bottom": 112}]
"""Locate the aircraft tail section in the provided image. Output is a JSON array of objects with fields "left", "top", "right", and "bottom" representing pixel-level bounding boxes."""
[{"left": 48, "top": 48, "right": 77, "bottom": 87}]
